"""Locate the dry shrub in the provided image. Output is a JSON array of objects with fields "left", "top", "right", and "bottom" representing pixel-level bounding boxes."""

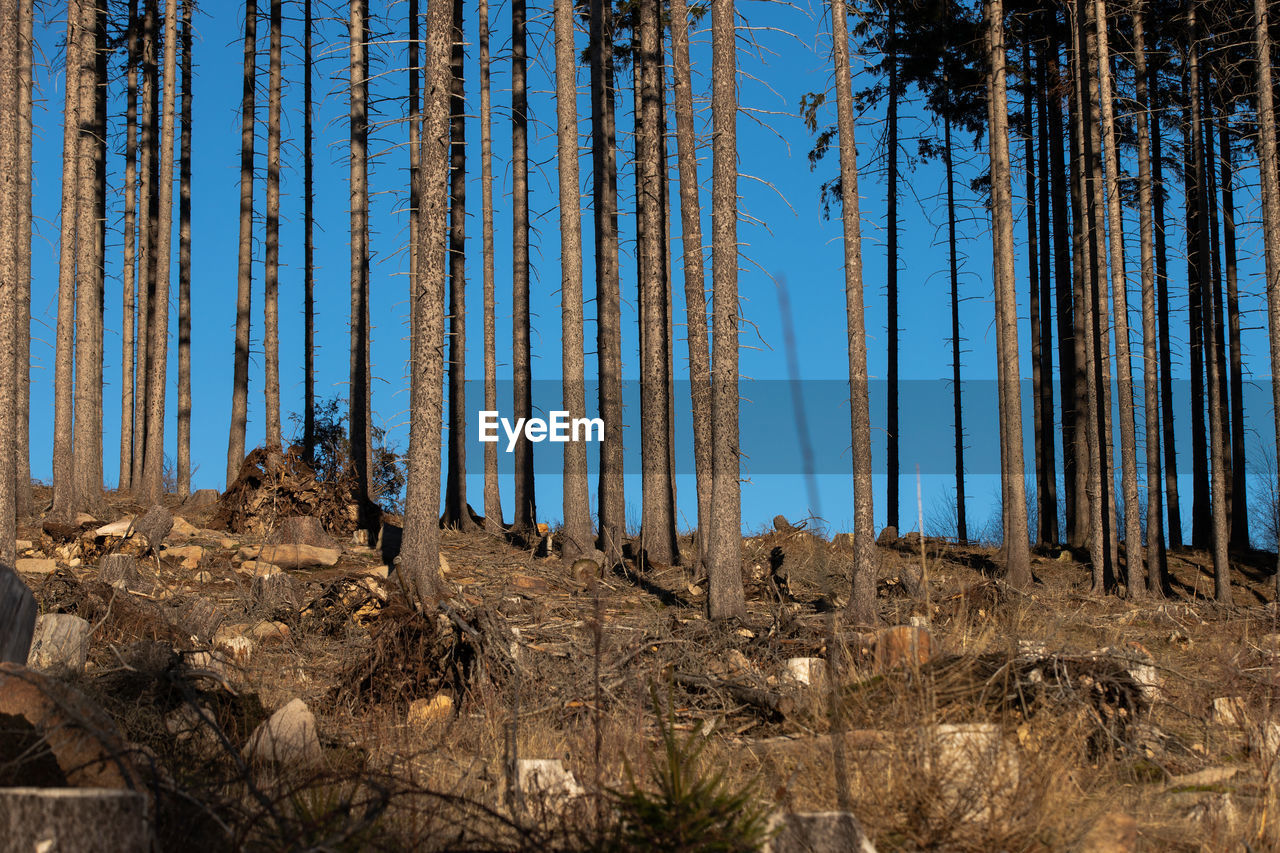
[{"left": 211, "top": 446, "right": 371, "bottom": 538}]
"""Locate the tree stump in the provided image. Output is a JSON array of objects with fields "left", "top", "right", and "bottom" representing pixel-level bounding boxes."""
[
  {"left": 0, "top": 788, "right": 148, "bottom": 853},
  {"left": 0, "top": 567, "right": 36, "bottom": 664},
  {"left": 28, "top": 614, "right": 91, "bottom": 675}
]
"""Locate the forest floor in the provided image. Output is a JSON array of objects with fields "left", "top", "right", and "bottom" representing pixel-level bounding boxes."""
[{"left": 11, "top": 474, "right": 1280, "bottom": 851}]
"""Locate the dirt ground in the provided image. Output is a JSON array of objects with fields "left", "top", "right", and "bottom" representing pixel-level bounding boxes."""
[{"left": 11, "top": 484, "right": 1280, "bottom": 851}]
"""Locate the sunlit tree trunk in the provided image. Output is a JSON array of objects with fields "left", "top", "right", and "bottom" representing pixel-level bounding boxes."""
[
  {"left": 177, "top": 0, "right": 192, "bottom": 496},
  {"left": 302, "top": 0, "right": 315, "bottom": 463},
  {"left": 0, "top": 0, "right": 18, "bottom": 559},
  {"left": 886, "top": 1, "right": 899, "bottom": 533},
  {"left": 349, "top": 0, "right": 371, "bottom": 506},
  {"left": 479, "top": 0, "right": 502, "bottom": 532},
  {"left": 707, "top": 0, "right": 745, "bottom": 620},
  {"left": 14, "top": 0, "right": 30, "bottom": 514},
  {"left": 511, "top": 0, "right": 535, "bottom": 531},
  {"left": 263, "top": 0, "right": 282, "bottom": 451},
  {"left": 402, "top": 0, "right": 450, "bottom": 606},
  {"left": 227, "top": 0, "right": 256, "bottom": 486},
  {"left": 52, "top": 0, "right": 80, "bottom": 518},
  {"left": 134, "top": 0, "right": 155, "bottom": 490},
  {"left": 829, "top": 0, "right": 875, "bottom": 624}
]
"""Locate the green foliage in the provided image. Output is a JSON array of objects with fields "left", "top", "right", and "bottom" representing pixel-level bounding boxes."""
[
  {"left": 607, "top": 688, "right": 771, "bottom": 852},
  {"left": 289, "top": 396, "right": 405, "bottom": 513}
]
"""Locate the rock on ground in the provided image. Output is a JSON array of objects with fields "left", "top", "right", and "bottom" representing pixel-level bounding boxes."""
[{"left": 243, "top": 698, "right": 323, "bottom": 769}]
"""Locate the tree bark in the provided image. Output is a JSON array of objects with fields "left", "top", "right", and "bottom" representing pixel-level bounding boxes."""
[
  {"left": 0, "top": 0, "right": 19, "bottom": 561},
  {"left": 829, "top": 0, "right": 876, "bottom": 625},
  {"left": 349, "top": 0, "right": 371, "bottom": 506},
  {"left": 52, "top": 0, "right": 81, "bottom": 518},
  {"left": 402, "top": 0, "right": 451, "bottom": 606},
  {"left": 986, "top": 0, "right": 1031, "bottom": 588},
  {"left": 227, "top": 0, "right": 256, "bottom": 487},
  {"left": 177, "top": 0, "right": 192, "bottom": 496},
  {"left": 303, "top": 0, "right": 315, "bottom": 464},
  {"left": 511, "top": 0, "right": 535, "bottom": 531},
  {"left": 944, "top": 106, "right": 966, "bottom": 542},
  {"left": 14, "top": 0, "right": 29, "bottom": 514},
  {"left": 886, "top": 2, "right": 899, "bottom": 534},
  {"left": 1033, "top": 32, "right": 1056, "bottom": 546},
  {"left": 479, "top": 0, "right": 502, "bottom": 533},
  {"left": 263, "top": 0, "right": 282, "bottom": 451},
  {"left": 671, "top": 0, "right": 711, "bottom": 569},
  {"left": 1023, "top": 35, "right": 1044, "bottom": 546},
  {"left": 1219, "top": 117, "right": 1247, "bottom": 548},
  {"left": 707, "top": 0, "right": 745, "bottom": 620}
]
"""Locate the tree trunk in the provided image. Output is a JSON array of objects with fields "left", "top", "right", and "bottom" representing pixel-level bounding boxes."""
[
  {"left": 671, "top": 0, "right": 711, "bottom": 569},
  {"left": 829, "top": 0, "right": 876, "bottom": 625},
  {"left": 637, "top": 0, "right": 678, "bottom": 566},
  {"left": 987, "top": 0, "right": 1031, "bottom": 587},
  {"left": 227, "top": 0, "right": 256, "bottom": 486},
  {"left": 52, "top": 0, "right": 80, "bottom": 518},
  {"left": 72, "top": 0, "right": 102, "bottom": 512},
  {"left": 886, "top": 2, "right": 899, "bottom": 534},
  {"left": 479, "top": 0, "right": 502, "bottom": 533},
  {"left": 0, "top": 0, "right": 19, "bottom": 561},
  {"left": 944, "top": 107, "right": 966, "bottom": 542},
  {"left": 177, "top": 0, "right": 192, "bottom": 497},
  {"left": 706, "top": 0, "right": 745, "bottom": 620},
  {"left": 349, "top": 0, "right": 371, "bottom": 507},
  {"left": 442, "top": 0, "right": 472, "bottom": 530},
  {"left": 1023, "top": 36, "right": 1044, "bottom": 546},
  {"left": 590, "top": 0, "right": 623, "bottom": 561},
  {"left": 1219, "top": 117, "right": 1247, "bottom": 548},
  {"left": 1034, "top": 33, "right": 1057, "bottom": 547},
  {"left": 511, "top": 0, "right": 535, "bottom": 531},
  {"left": 1184, "top": 55, "right": 1211, "bottom": 550},
  {"left": 1252, "top": 0, "right": 1280, "bottom": 598},
  {"left": 263, "top": 0, "right": 282, "bottom": 451},
  {"left": 303, "top": 0, "right": 315, "bottom": 464},
  {"left": 15, "top": 0, "right": 30, "bottom": 514},
  {"left": 1133, "top": 2, "right": 1165, "bottom": 595},
  {"left": 402, "top": 0, "right": 450, "bottom": 606},
  {"left": 1092, "top": 0, "right": 1143, "bottom": 592},
  {"left": 140, "top": 0, "right": 177, "bottom": 502}
]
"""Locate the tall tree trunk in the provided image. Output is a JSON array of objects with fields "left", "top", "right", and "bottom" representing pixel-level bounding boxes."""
[
  {"left": 52, "top": 0, "right": 80, "bottom": 518},
  {"left": 1220, "top": 117, "right": 1247, "bottom": 548},
  {"left": 638, "top": 0, "right": 677, "bottom": 566},
  {"left": 134, "top": 0, "right": 157, "bottom": 490},
  {"left": 402, "top": 0, "right": 450, "bottom": 606},
  {"left": 227, "top": 0, "right": 256, "bottom": 486},
  {"left": 140, "top": 0, "right": 176, "bottom": 502},
  {"left": 987, "top": 0, "right": 1031, "bottom": 587},
  {"left": 1023, "top": 35, "right": 1045, "bottom": 546},
  {"left": 479, "top": 0, "right": 502, "bottom": 532},
  {"left": 443, "top": 0, "right": 472, "bottom": 530},
  {"left": 944, "top": 106, "right": 966, "bottom": 542},
  {"left": 121, "top": 0, "right": 137, "bottom": 490},
  {"left": 591, "top": 0, "right": 623, "bottom": 561},
  {"left": 511, "top": 0, "right": 535, "bottom": 531},
  {"left": 829, "top": 0, "right": 875, "bottom": 624},
  {"left": 72, "top": 0, "right": 102, "bottom": 511},
  {"left": 1047, "top": 39, "right": 1079, "bottom": 548},
  {"left": 886, "top": 2, "right": 899, "bottom": 533},
  {"left": 1093, "top": 0, "right": 1143, "bottom": 592},
  {"left": 303, "top": 0, "right": 314, "bottom": 463},
  {"left": 1149, "top": 59, "right": 1181, "bottom": 549},
  {"left": 554, "top": 0, "right": 591, "bottom": 559},
  {"left": 349, "top": 0, "right": 371, "bottom": 507},
  {"left": 706, "top": 0, "right": 745, "bottom": 620},
  {"left": 263, "top": 0, "right": 282, "bottom": 450},
  {"left": 1133, "top": 2, "right": 1165, "bottom": 595},
  {"left": 1252, "top": 0, "right": 1280, "bottom": 598},
  {"left": 0, "top": 0, "right": 19, "bottom": 561},
  {"left": 177, "top": 0, "right": 192, "bottom": 496},
  {"left": 1034, "top": 33, "right": 1057, "bottom": 546},
  {"left": 1184, "top": 48, "right": 1211, "bottom": 549},
  {"left": 671, "top": 0, "right": 711, "bottom": 568},
  {"left": 15, "top": 0, "right": 30, "bottom": 513}
]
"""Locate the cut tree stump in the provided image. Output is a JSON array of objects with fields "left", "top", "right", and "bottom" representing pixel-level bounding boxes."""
[
  {"left": 0, "top": 567, "right": 36, "bottom": 664},
  {"left": 27, "top": 614, "right": 91, "bottom": 674},
  {"left": 0, "top": 788, "right": 149, "bottom": 853}
]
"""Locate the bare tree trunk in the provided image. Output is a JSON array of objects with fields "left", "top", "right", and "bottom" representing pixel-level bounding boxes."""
[
  {"left": 944, "top": 106, "right": 966, "bottom": 542},
  {"left": 1252, "top": 0, "right": 1280, "bottom": 598},
  {"left": 1150, "top": 59, "right": 1181, "bottom": 549},
  {"left": 554, "top": 0, "right": 592, "bottom": 560},
  {"left": 590, "top": 0, "right": 623, "bottom": 562},
  {"left": 637, "top": 0, "right": 677, "bottom": 566},
  {"left": 72, "top": 0, "right": 102, "bottom": 512},
  {"left": 511, "top": 0, "right": 535, "bottom": 531},
  {"left": 141, "top": 0, "right": 177, "bottom": 502},
  {"left": 1184, "top": 54, "right": 1211, "bottom": 549},
  {"left": 134, "top": 0, "right": 155, "bottom": 491},
  {"left": 177, "top": 0, "right": 192, "bottom": 497},
  {"left": 15, "top": 0, "right": 30, "bottom": 514},
  {"left": 303, "top": 0, "right": 314, "bottom": 464},
  {"left": 829, "top": 0, "right": 875, "bottom": 625},
  {"left": 443, "top": 0, "right": 472, "bottom": 529},
  {"left": 671, "top": 0, "right": 711, "bottom": 568},
  {"left": 119, "top": 0, "right": 137, "bottom": 493},
  {"left": 402, "top": 0, "right": 450, "bottom": 606},
  {"left": 227, "top": 0, "right": 256, "bottom": 486},
  {"left": 0, "top": 0, "right": 19, "bottom": 561},
  {"left": 1133, "top": 2, "right": 1165, "bottom": 595},
  {"left": 1023, "top": 36, "right": 1045, "bottom": 546},
  {"left": 987, "top": 0, "right": 1031, "bottom": 587},
  {"left": 52, "top": 0, "right": 81, "bottom": 518},
  {"left": 263, "top": 0, "right": 282, "bottom": 451},
  {"left": 1034, "top": 33, "right": 1057, "bottom": 546},
  {"left": 1093, "top": 0, "right": 1143, "bottom": 592},
  {"left": 1219, "top": 117, "right": 1247, "bottom": 548},
  {"left": 349, "top": 0, "right": 371, "bottom": 507},
  {"left": 479, "top": 0, "right": 502, "bottom": 533},
  {"left": 706, "top": 0, "right": 745, "bottom": 620},
  {"left": 886, "top": 2, "right": 899, "bottom": 534}
]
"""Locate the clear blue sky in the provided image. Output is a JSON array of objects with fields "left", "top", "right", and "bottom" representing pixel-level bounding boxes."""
[{"left": 25, "top": 0, "right": 1278, "bottom": 543}]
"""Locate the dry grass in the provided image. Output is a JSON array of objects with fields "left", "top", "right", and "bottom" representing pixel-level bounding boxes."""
[{"left": 15, "top": 490, "right": 1280, "bottom": 850}]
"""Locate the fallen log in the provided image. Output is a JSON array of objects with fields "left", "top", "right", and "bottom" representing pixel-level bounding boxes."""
[{"left": 674, "top": 671, "right": 795, "bottom": 720}]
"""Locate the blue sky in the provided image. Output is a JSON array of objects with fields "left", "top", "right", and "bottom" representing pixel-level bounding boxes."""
[{"left": 24, "top": 0, "right": 1279, "bottom": 542}]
